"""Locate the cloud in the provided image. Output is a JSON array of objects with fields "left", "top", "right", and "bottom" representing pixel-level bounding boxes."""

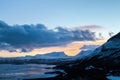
[
  {"left": 73, "top": 25, "right": 103, "bottom": 31},
  {"left": 0, "top": 21, "right": 96, "bottom": 52}
]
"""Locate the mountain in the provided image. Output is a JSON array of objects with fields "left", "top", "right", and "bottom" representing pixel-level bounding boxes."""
[
  {"left": 45, "top": 32, "right": 120, "bottom": 80},
  {"left": 88, "top": 32, "right": 120, "bottom": 69},
  {"left": 14, "top": 52, "right": 69, "bottom": 60},
  {"left": 0, "top": 44, "right": 101, "bottom": 65},
  {"left": 33, "top": 52, "right": 69, "bottom": 59},
  {"left": 2, "top": 33, "right": 120, "bottom": 80},
  {"left": 80, "top": 45, "right": 99, "bottom": 50},
  {"left": 74, "top": 45, "right": 99, "bottom": 59},
  {"left": 0, "top": 52, "right": 71, "bottom": 64}
]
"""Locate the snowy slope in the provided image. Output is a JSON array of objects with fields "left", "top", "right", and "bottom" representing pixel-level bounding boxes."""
[
  {"left": 72, "top": 45, "right": 100, "bottom": 60},
  {"left": 90, "top": 32, "right": 120, "bottom": 59},
  {"left": 32, "top": 45, "right": 99, "bottom": 60},
  {"left": 54, "top": 32, "right": 120, "bottom": 80},
  {"left": 33, "top": 52, "right": 69, "bottom": 59}
]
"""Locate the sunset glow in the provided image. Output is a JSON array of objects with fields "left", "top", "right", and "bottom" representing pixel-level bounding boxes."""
[{"left": 0, "top": 39, "right": 107, "bottom": 57}]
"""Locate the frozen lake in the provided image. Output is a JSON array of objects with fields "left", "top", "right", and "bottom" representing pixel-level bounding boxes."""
[{"left": 0, "top": 64, "right": 56, "bottom": 80}]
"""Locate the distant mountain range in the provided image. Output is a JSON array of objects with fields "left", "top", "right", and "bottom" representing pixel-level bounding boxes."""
[
  {"left": 0, "top": 45, "right": 99, "bottom": 64},
  {"left": 25, "top": 52, "right": 69, "bottom": 59}
]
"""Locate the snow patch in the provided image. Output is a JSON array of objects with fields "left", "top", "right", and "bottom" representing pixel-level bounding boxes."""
[{"left": 107, "top": 76, "right": 120, "bottom": 80}]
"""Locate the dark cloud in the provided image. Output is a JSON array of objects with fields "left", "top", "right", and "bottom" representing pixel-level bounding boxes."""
[
  {"left": 0, "top": 21, "right": 9, "bottom": 29},
  {"left": 0, "top": 21, "right": 96, "bottom": 52}
]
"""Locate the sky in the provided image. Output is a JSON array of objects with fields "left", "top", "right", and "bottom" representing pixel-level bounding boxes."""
[
  {"left": 0, "top": 0, "right": 120, "bottom": 34},
  {"left": 0, "top": 40, "right": 106, "bottom": 57},
  {"left": 0, "top": 0, "right": 120, "bottom": 57}
]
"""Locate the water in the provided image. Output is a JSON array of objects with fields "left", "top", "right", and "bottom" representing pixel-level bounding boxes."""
[
  {"left": 0, "top": 64, "right": 56, "bottom": 80},
  {"left": 0, "top": 64, "right": 120, "bottom": 80}
]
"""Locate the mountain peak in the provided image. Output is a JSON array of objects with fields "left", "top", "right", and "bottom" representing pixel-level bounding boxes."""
[
  {"left": 108, "top": 32, "right": 120, "bottom": 41},
  {"left": 103, "top": 32, "right": 120, "bottom": 50}
]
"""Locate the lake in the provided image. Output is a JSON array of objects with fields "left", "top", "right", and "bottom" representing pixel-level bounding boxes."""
[{"left": 0, "top": 64, "right": 56, "bottom": 80}]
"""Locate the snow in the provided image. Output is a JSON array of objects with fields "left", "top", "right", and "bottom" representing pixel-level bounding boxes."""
[
  {"left": 107, "top": 76, "right": 120, "bottom": 80},
  {"left": 104, "top": 40, "right": 120, "bottom": 49},
  {"left": 88, "top": 39, "right": 120, "bottom": 59},
  {"left": 17, "top": 52, "right": 70, "bottom": 60},
  {"left": 19, "top": 44, "right": 100, "bottom": 60},
  {"left": 85, "top": 65, "right": 95, "bottom": 70},
  {"left": 89, "top": 38, "right": 120, "bottom": 59},
  {"left": 34, "top": 52, "right": 68, "bottom": 59},
  {"left": 28, "top": 73, "right": 59, "bottom": 78},
  {"left": 0, "top": 44, "right": 102, "bottom": 65},
  {"left": 98, "top": 50, "right": 115, "bottom": 58},
  {"left": 75, "top": 50, "right": 93, "bottom": 59},
  {"left": 72, "top": 44, "right": 100, "bottom": 60},
  {"left": 80, "top": 45, "right": 99, "bottom": 50}
]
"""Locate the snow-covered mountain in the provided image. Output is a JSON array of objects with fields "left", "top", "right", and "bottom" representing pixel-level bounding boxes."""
[
  {"left": 33, "top": 52, "right": 69, "bottom": 59},
  {"left": 89, "top": 32, "right": 120, "bottom": 64},
  {"left": 21, "top": 45, "right": 99, "bottom": 60},
  {"left": 54, "top": 32, "right": 120, "bottom": 80},
  {"left": 15, "top": 52, "right": 69, "bottom": 60},
  {"left": 74, "top": 45, "right": 99, "bottom": 59},
  {"left": 0, "top": 52, "right": 71, "bottom": 64},
  {"left": 80, "top": 45, "right": 99, "bottom": 50},
  {"left": 0, "top": 44, "right": 101, "bottom": 64},
  {"left": 77, "top": 32, "right": 120, "bottom": 69}
]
